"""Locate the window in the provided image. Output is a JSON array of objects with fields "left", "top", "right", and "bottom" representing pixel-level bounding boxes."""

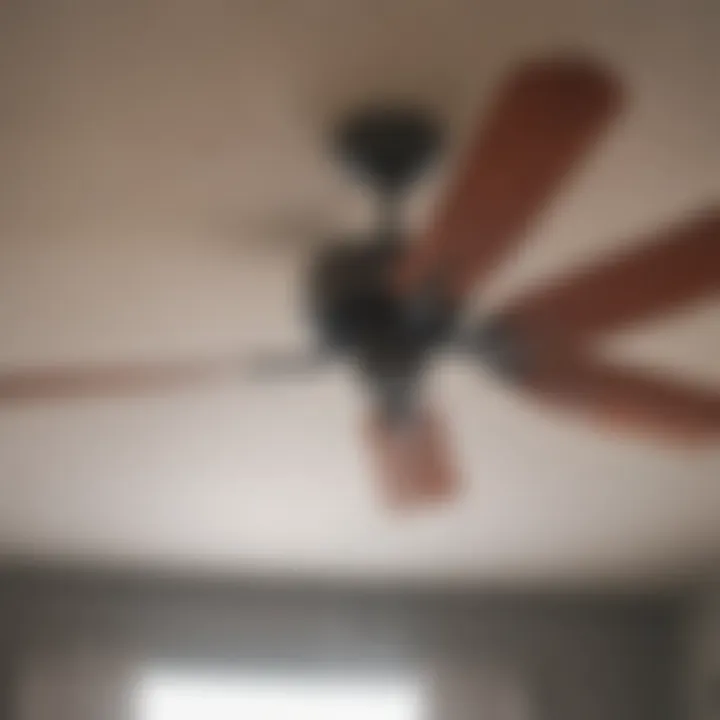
[{"left": 138, "top": 669, "right": 422, "bottom": 720}]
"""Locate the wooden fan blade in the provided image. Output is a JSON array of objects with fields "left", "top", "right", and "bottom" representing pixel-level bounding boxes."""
[
  {"left": 398, "top": 57, "right": 621, "bottom": 298},
  {"left": 503, "top": 207, "right": 720, "bottom": 344},
  {"left": 0, "top": 357, "right": 246, "bottom": 405},
  {"left": 521, "top": 353, "right": 720, "bottom": 442},
  {"left": 0, "top": 349, "right": 328, "bottom": 405},
  {"left": 365, "top": 408, "right": 458, "bottom": 507}
]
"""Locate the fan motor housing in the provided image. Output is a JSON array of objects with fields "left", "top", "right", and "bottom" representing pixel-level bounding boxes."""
[
  {"left": 309, "top": 239, "right": 456, "bottom": 387},
  {"left": 307, "top": 105, "right": 451, "bottom": 418}
]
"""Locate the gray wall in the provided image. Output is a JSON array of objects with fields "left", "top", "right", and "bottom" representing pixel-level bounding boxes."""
[
  {"left": 0, "top": 567, "right": 681, "bottom": 720},
  {"left": 684, "top": 586, "right": 720, "bottom": 720}
]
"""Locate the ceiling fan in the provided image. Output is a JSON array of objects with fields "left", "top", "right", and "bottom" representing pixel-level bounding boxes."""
[{"left": 1, "top": 57, "right": 719, "bottom": 507}]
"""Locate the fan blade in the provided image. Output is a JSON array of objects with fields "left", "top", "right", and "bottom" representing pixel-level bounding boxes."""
[
  {"left": 0, "top": 350, "right": 326, "bottom": 405},
  {"left": 0, "top": 358, "right": 244, "bottom": 405},
  {"left": 365, "top": 408, "right": 457, "bottom": 507},
  {"left": 397, "top": 57, "right": 621, "bottom": 298},
  {"left": 502, "top": 208, "right": 720, "bottom": 344},
  {"left": 520, "top": 353, "right": 720, "bottom": 442}
]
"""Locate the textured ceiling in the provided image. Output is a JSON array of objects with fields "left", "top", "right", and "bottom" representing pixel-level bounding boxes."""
[{"left": 0, "top": 0, "right": 718, "bottom": 588}]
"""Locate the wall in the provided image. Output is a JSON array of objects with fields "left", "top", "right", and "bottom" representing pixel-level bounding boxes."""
[
  {"left": 0, "top": 568, "right": 681, "bottom": 720},
  {"left": 684, "top": 586, "right": 720, "bottom": 720}
]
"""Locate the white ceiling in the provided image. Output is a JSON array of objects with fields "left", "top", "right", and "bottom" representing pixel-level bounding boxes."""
[{"left": 0, "top": 0, "right": 718, "bottom": 588}]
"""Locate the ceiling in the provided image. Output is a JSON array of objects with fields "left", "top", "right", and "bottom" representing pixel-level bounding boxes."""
[{"left": 0, "top": 0, "right": 718, "bottom": 589}]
